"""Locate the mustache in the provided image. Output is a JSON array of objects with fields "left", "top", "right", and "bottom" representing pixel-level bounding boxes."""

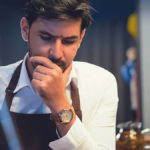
[
  {"left": 32, "top": 57, "right": 67, "bottom": 72},
  {"left": 49, "top": 57, "right": 67, "bottom": 72},
  {"left": 28, "top": 48, "right": 67, "bottom": 72}
]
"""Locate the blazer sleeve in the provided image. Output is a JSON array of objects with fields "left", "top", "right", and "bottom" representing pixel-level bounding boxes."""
[{"left": 49, "top": 76, "right": 119, "bottom": 150}]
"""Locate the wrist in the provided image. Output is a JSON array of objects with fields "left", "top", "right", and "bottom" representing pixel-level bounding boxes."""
[
  {"left": 50, "top": 106, "right": 76, "bottom": 125},
  {"left": 48, "top": 95, "right": 71, "bottom": 112}
]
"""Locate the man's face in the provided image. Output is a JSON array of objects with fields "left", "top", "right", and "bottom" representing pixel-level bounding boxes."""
[{"left": 21, "top": 17, "right": 85, "bottom": 72}]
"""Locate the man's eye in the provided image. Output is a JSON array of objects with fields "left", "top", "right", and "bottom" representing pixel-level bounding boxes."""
[
  {"left": 40, "top": 35, "right": 54, "bottom": 42},
  {"left": 62, "top": 39, "right": 76, "bottom": 45},
  {"left": 40, "top": 36, "right": 50, "bottom": 40}
]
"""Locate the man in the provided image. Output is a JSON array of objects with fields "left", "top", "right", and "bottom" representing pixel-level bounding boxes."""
[{"left": 0, "top": 0, "right": 119, "bottom": 149}]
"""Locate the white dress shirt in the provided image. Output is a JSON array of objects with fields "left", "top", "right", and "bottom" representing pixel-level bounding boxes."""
[{"left": 0, "top": 54, "right": 119, "bottom": 150}]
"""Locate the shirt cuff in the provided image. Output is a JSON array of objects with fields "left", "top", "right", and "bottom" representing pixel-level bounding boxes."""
[{"left": 49, "top": 117, "right": 87, "bottom": 150}]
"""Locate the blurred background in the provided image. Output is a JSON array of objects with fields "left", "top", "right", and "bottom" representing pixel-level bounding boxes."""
[{"left": 0, "top": 0, "right": 150, "bottom": 129}]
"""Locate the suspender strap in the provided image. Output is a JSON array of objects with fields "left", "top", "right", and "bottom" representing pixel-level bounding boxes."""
[
  {"left": 70, "top": 81, "right": 82, "bottom": 121},
  {"left": 5, "top": 62, "right": 22, "bottom": 108}
]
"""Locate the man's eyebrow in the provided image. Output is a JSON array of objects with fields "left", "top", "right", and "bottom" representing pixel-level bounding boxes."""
[
  {"left": 39, "top": 31, "right": 55, "bottom": 37},
  {"left": 38, "top": 30, "right": 79, "bottom": 39}
]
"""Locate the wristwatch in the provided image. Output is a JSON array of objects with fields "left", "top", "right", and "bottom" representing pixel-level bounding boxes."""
[{"left": 50, "top": 107, "right": 74, "bottom": 124}]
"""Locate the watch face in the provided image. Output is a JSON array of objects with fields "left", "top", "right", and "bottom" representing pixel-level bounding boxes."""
[{"left": 59, "top": 109, "right": 73, "bottom": 123}]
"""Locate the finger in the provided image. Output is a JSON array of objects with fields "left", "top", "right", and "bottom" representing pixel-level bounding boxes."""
[
  {"left": 32, "top": 70, "right": 47, "bottom": 81},
  {"left": 31, "top": 78, "right": 41, "bottom": 92},
  {"left": 34, "top": 65, "right": 63, "bottom": 81},
  {"left": 34, "top": 65, "right": 51, "bottom": 75},
  {"left": 30, "top": 56, "right": 61, "bottom": 71}
]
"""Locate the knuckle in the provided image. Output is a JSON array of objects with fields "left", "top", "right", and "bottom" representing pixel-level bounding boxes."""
[
  {"left": 50, "top": 70, "right": 58, "bottom": 78},
  {"left": 35, "top": 65, "right": 41, "bottom": 71},
  {"left": 40, "top": 82, "right": 47, "bottom": 89}
]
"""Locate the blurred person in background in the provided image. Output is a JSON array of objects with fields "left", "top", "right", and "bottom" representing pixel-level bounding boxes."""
[
  {"left": 121, "top": 46, "right": 139, "bottom": 121},
  {"left": 0, "top": 0, "right": 119, "bottom": 149}
]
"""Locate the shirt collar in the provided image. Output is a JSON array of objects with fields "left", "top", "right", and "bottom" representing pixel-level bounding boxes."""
[
  {"left": 14, "top": 53, "right": 78, "bottom": 93},
  {"left": 66, "top": 62, "right": 78, "bottom": 87},
  {"left": 14, "top": 53, "right": 32, "bottom": 93}
]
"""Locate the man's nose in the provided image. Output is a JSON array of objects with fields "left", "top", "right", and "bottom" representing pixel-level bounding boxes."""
[{"left": 49, "top": 39, "right": 63, "bottom": 59}]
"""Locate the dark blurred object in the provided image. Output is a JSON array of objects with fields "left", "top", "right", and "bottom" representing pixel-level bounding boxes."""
[
  {"left": 143, "top": 129, "right": 150, "bottom": 150},
  {"left": 116, "top": 121, "right": 144, "bottom": 150},
  {"left": 144, "top": 135, "right": 150, "bottom": 145}
]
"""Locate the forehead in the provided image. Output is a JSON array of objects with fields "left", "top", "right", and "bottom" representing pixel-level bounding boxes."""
[{"left": 30, "top": 18, "right": 82, "bottom": 37}]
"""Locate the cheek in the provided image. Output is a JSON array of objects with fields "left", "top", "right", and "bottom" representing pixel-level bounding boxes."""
[
  {"left": 64, "top": 47, "right": 78, "bottom": 63},
  {"left": 29, "top": 37, "right": 50, "bottom": 56}
]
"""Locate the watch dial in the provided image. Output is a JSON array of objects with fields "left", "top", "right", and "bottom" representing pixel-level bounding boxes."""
[{"left": 60, "top": 110, "right": 73, "bottom": 123}]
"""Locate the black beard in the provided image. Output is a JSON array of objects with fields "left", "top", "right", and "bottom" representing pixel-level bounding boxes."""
[
  {"left": 48, "top": 56, "right": 67, "bottom": 72},
  {"left": 29, "top": 50, "right": 67, "bottom": 72}
]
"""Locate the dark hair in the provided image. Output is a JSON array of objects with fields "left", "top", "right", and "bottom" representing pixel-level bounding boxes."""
[{"left": 25, "top": 0, "right": 93, "bottom": 30}]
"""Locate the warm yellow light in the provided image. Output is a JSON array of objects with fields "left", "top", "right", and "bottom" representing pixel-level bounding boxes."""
[{"left": 127, "top": 13, "right": 138, "bottom": 39}]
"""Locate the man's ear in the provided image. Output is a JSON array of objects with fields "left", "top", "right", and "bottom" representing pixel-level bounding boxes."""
[
  {"left": 20, "top": 17, "right": 30, "bottom": 42},
  {"left": 78, "top": 29, "right": 86, "bottom": 49},
  {"left": 80, "top": 29, "right": 86, "bottom": 42}
]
